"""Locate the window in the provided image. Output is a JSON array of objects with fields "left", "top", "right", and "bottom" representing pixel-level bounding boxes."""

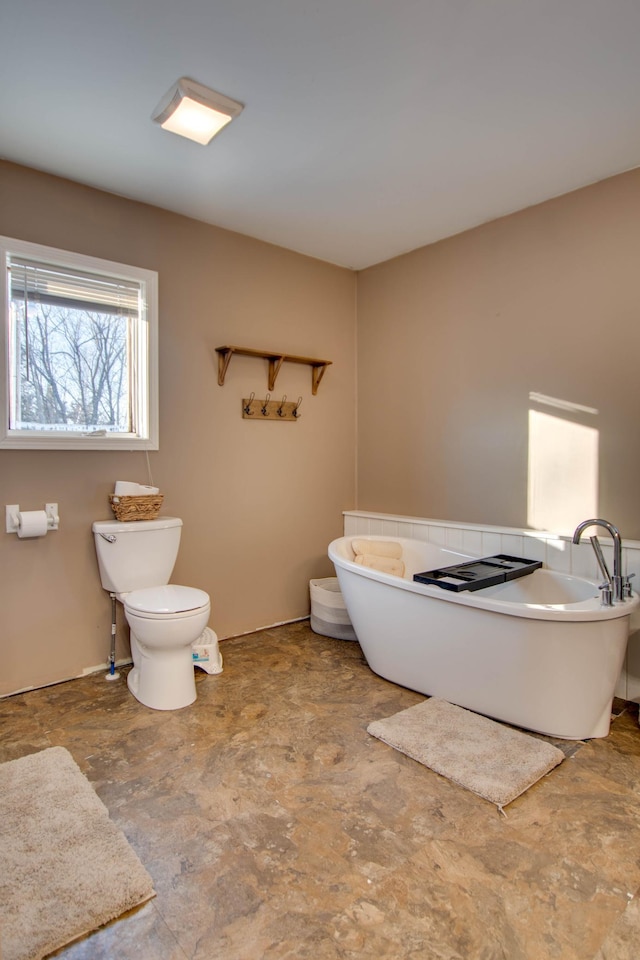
[{"left": 0, "top": 236, "right": 158, "bottom": 450}]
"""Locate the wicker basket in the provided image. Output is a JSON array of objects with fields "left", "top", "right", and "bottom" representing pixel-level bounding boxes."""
[{"left": 109, "top": 494, "right": 164, "bottom": 522}]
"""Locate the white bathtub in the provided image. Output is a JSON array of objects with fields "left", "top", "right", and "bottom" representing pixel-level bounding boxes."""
[{"left": 328, "top": 536, "right": 639, "bottom": 739}]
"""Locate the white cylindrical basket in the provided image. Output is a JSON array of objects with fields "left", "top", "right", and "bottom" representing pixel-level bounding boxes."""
[{"left": 309, "top": 577, "right": 358, "bottom": 641}]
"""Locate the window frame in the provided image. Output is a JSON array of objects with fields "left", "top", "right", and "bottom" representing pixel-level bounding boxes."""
[{"left": 0, "top": 236, "right": 158, "bottom": 450}]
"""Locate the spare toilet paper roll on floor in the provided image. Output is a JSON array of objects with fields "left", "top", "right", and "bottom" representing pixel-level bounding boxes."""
[{"left": 17, "top": 510, "right": 48, "bottom": 538}]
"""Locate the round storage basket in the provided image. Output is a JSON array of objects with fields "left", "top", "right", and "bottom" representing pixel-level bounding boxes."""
[{"left": 309, "top": 577, "right": 358, "bottom": 641}]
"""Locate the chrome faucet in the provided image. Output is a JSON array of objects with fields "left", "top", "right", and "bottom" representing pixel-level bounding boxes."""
[{"left": 572, "top": 518, "right": 625, "bottom": 603}]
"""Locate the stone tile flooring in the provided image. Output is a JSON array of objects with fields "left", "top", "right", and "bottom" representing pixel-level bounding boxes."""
[{"left": 2, "top": 621, "right": 640, "bottom": 959}]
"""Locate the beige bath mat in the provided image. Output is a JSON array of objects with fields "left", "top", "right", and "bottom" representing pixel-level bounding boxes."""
[
  {"left": 367, "top": 697, "right": 565, "bottom": 811},
  {"left": 0, "top": 746, "right": 155, "bottom": 960}
]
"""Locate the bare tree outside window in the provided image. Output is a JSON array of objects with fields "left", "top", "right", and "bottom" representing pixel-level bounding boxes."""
[{"left": 12, "top": 300, "right": 129, "bottom": 432}]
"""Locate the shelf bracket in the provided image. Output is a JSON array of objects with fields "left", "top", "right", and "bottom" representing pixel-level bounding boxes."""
[
  {"left": 217, "top": 348, "right": 235, "bottom": 387},
  {"left": 267, "top": 355, "right": 286, "bottom": 391},
  {"left": 311, "top": 363, "right": 329, "bottom": 395}
]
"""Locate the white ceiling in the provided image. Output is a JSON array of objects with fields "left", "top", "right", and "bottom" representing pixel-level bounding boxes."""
[{"left": 2, "top": 1, "right": 640, "bottom": 270}]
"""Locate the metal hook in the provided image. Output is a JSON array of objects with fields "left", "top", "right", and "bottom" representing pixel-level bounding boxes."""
[
  {"left": 261, "top": 393, "right": 271, "bottom": 415},
  {"left": 292, "top": 396, "right": 303, "bottom": 418},
  {"left": 277, "top": 395, "right": 287, "bottom": 417},
  {"left": 243, "top": 392, "right": 255, "bottom": 416}
]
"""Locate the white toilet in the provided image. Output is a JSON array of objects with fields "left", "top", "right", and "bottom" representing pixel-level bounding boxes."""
[{"left": 92, "top": 516, "right": 211, "bottom": 711}]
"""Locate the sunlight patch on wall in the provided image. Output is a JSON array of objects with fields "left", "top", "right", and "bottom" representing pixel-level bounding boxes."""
[{"left": 527, "top": 401, "right": 599, "bottom": 535}]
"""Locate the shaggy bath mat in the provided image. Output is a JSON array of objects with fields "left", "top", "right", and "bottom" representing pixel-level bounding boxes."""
[
  {"left": 367, "top": 697, "right": 565, "bottom": 811},
  {"left": 0, "top": 746, "right": 154, "bottom": 960}
]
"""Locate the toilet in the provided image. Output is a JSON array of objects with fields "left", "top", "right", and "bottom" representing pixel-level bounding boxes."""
[{"left": 92, "top": 516, "right": 211, "bottom": 710}]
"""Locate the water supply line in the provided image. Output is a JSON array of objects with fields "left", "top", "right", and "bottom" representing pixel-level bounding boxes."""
[{"left": 106, "top": 592, "right": 120, "bottom": 681}]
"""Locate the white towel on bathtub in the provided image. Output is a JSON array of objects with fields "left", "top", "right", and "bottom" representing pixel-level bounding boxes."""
[
  {"left": 354, "top": 554, "right": 405, "bottom": 577},
  {"left": 351, "top": 539, "right": 403, "bottom": 560}
]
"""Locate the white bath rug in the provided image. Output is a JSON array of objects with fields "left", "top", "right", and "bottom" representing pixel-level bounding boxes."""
[
  {"left": 367, "top": 697, "right": 565, "bottom": 812},
  {"left": 0, "top": 746, "right": 155, "bottom": 960}
]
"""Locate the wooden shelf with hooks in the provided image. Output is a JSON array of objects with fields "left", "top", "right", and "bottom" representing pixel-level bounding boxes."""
[{"left": 215, "top": 345, "right": 332, "bottom": 395}]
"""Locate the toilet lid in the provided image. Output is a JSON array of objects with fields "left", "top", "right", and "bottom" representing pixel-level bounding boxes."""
[{"left": 125, "top": 584, "right": 210, "bottom": 615}]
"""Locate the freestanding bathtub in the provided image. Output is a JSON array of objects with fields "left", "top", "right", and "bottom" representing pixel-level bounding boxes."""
[{"left": 328, "top": 535, "right": 639, "bottom": 739}]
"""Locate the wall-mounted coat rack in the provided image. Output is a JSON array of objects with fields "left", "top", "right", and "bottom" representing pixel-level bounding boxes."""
[
  {"left": 216, "top": 345, "right": 332, "bottom": 395},
  {"left": 242, "top": 394, "right": 302, "bottom": 421}
]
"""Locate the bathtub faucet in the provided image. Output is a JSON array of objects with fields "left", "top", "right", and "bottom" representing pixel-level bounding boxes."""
[{"left": 572, "top": 519, "right": 625, "bottom": 603}]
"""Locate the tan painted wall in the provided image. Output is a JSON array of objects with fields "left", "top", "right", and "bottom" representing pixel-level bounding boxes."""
[
  {"left": 5, "top": 159, "right": 640, "bottom": 698},
  {"left": 0, "top": 161, "right": 356, "bottom": 696},
  {"left": 356, "top": 168, "right": 640, "bottom": 540}
]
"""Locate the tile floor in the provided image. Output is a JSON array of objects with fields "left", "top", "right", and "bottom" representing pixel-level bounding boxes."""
[{"left": 2, "top": 621, "right": 640, "bottom": 960}]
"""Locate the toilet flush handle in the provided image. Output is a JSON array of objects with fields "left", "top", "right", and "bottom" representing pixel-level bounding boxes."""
[{"left": 99, "top": 533, "right": 117, "bottom": 543}]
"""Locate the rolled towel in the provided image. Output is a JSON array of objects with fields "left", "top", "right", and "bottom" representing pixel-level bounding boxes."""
[
  {"left": 351, "top": 538, "right": 403, "bottom": 560},
  {"left": 354, "top": 554, "right": 405, "bottom": 577}
]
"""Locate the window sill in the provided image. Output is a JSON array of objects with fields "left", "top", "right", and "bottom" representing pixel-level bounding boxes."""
[{"left": 0, "top": 434, "right": 158, "bottom": 451}]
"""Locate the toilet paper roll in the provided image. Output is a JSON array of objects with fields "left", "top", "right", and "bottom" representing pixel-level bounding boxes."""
[
  {"left": 114, "top": 481, "right": 160, "bottom": 495},
  {"left": 17, "top": 510, "right": 48, "bottom": 539},
  {"left": 114, "top": 481, "right": 143, "bottom": 495}
]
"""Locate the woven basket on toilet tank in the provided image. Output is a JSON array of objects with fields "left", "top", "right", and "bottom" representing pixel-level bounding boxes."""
[{"left": 109, "top": 494, "right": 164, "bottom": 521}]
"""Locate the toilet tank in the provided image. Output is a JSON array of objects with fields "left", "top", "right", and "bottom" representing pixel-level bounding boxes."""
[{"left": 92, "top": 517, "right": 182, "bottom": 593}]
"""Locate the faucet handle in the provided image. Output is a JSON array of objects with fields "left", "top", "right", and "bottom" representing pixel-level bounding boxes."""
[
  {"left": 598, "top": 582, "right": 613, "bottom": 607},
  {"left": 623, "top": 573, "right": 636, "bottom": 598}
]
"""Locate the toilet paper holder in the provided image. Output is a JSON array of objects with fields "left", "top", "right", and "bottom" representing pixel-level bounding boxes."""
[{"left": 5, "top": 503, "right": 60, "bottom": 535}]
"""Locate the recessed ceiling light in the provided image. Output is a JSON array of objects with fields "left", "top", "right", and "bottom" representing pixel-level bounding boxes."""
[{"left": 152, "top": 77, "right": 244, "bottom": 145}]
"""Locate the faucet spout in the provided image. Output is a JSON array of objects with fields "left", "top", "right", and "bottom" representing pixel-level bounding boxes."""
[{"left": 572, "top": 518, "right": 623, "bottom": 602}]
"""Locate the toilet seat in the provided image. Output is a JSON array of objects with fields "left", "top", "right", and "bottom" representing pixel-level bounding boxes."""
[{"left": 124, "top": 584, "right": 210, "bottom": 620}]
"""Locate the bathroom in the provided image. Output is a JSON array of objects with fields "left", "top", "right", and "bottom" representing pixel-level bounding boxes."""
[
  {"left": 2, "top": 160, "right": 640, "bottom": 703},
  {"left": 5, "top": 3, "right": 640, "bottom": 953}
]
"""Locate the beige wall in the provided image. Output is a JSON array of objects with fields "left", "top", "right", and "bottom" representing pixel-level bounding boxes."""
[
  {"left": 356, "top": 168, "right": 640, "bottom": 540},
  {"left": 5, "top": 158, "right": 640, "bottom": 698},
  {"left": 0, "top": 161, "right": 356, "bottom": 696}
]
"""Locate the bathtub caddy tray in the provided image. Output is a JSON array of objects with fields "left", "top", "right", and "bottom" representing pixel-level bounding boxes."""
[{"left": 413, "top": 555, "right": 542, "bottom": 592}]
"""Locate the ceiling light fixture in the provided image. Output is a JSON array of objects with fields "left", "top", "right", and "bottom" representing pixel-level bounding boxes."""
[{"left": 152, "top": 77, "right": 244, "bottom": 145}]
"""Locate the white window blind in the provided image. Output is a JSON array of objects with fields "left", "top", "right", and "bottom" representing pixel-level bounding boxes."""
[{"left": 9, "top": 256, "right": 141, "bottom": 316}]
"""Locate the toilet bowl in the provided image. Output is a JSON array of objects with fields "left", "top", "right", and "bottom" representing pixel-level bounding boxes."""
[
  {"left": 124, "top": 585, "right": 210, "bottom": 710},
  {"left": 92, "top": 516, "right": 212, "bottom": 711}
]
